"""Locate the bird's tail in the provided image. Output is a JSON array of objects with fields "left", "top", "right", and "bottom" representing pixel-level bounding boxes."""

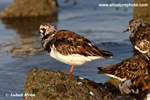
[
  {"left": 97, "top": 65, "right": 116, "bottom": 75},
  {"left": 97, "top": 49, "right": 113, "bottom": 59}
]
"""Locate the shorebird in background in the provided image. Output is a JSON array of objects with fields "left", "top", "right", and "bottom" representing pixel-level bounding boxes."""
[
  {"left": 123, "top": 19, "right": 150, "bottom": 53},
  {"left": 37, "top": 22, "right": 113, "bottom": 75},
  {"left": 97, "top": 51, "right": 150, "bottom": 81}
]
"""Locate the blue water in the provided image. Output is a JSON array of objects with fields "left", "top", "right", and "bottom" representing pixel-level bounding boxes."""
[{"left": 0, "top": 0, "right": 134, "bottom": 100}]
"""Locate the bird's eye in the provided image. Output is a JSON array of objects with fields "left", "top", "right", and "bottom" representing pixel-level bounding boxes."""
[{"left": 44, "top": 34, "right": 50, "bottom": 39}]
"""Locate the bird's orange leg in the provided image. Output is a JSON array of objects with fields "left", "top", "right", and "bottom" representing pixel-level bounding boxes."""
[{"left": 61, "top": 65, "right": 74, "bottom": 75}]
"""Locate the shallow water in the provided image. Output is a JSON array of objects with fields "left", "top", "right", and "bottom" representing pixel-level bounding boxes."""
[{"left": 0, "top": 0, "right": 138, "bottom": 100}]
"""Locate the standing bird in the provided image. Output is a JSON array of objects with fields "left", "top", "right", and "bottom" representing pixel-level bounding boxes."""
[
  {"left": 119, "top": 74, "right": 150, "bottom": 100},
  {"left": 123, "top": 19, "right": 150, "bottom": 53},
  {"left": 37, "top": 22, "right": 113, "bottom": 75},
  {"left": 97, "top": 51, "right": 150, "bottom": 81}
]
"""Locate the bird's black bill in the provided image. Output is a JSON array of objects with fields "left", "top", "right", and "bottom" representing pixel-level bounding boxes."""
[
  {"left": 123, "top": 28, "right": 129, "bottom": 33},
  {"left": 36, "top": 31, "right": 41, "bottom": 35}
]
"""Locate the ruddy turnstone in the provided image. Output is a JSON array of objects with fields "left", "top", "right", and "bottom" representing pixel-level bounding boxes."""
[
  {"left": 119, "top": 74, "right": 150, "bottom": 100},
  {"left": 123, "top": 19, "right": 150, "bottom": 53},
  {"left": 97, "top": 51, "right": 150, "bottom": 81},
  {"left": 37, "top": 22, "right": 113, "bottom": 75}
]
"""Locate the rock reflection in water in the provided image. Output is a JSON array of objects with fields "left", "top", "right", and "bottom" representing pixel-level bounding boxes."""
[{"left": 0, "top": 14, "right": 58, "bottom": 58}]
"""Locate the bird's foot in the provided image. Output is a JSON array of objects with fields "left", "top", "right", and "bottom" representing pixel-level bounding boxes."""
[{"left": 61, "top": 72, "right": 73, "bottom": 75}]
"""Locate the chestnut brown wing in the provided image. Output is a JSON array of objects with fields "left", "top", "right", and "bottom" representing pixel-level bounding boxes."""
[{"left": 54, "top": 30, "right": 112, "bottom": 58}]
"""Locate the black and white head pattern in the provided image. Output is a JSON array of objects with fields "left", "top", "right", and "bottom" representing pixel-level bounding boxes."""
[{"left": 39, "top": 22, "right": 57, "bottom": 39}]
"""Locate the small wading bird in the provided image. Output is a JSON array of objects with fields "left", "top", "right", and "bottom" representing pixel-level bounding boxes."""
[
  {"left": 119, "top": 74, "right": 150, "bottom": 100},
  {"left": 123, "top": 19, "right": 150, "bottom": 53},
  {"left": 37, "top": 22, "right": 113, "bottom": 75},
  {"left": 97, "top": 51, "right": 150, "bottom": 81}
]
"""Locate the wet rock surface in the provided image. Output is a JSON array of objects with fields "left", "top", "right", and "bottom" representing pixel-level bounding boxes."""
[
  {"left": 104, "top": 78, "right": 134, "bottom": 100},
  {"left": 23, "top": 68, "right": 117, "bottom": 100},
  {"left": 104, "top": 77, "right": 121, "bottom": 91},
  {"left": 0, "top": 0, "right": 58, "bottom": 18}
]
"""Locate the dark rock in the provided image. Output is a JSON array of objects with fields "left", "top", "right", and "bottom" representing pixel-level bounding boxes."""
[
  {"left": 104, "top": 77, "right": 121, "bottom": 91},
  {"left": 0, "top": 0, "right": 58, "bottom": 18},
  {"left": 134, "top": 0, "right": 150, "bottom": 22},
  {"left": 23, "top": 68, "right": 116, "bottom": 100},
  {"left": 56, "top": 84, "right": 67, "bottom": 93}
]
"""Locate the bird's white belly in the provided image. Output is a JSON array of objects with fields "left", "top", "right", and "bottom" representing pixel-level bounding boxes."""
[{"left": 49, "top": 45, "right": 102, "bottom": 65}]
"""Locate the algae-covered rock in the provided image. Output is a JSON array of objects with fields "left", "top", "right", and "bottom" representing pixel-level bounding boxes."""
[
  {"left": 104, "top": 77, "right": 121, "bottom": 90},
  {"left": 23, "top": 68, "right": 116, "bottom": 100},
  {"left": 0, "top": 0, "right": 58, "bottom": 18}
]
